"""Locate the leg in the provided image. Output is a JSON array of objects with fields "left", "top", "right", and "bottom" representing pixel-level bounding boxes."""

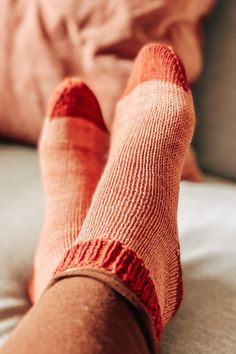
[
  {"left": 9, "top": 43, "right": 194, "bottom": 352},
  {"left": 54, "top": 43, "right": 195, "bottom": 340},
  {"left": 30, "top": 78, "right": 109, "bottom": 301},
  {"left": 1, "top": 277, "right": 155, "bottom": 354}
]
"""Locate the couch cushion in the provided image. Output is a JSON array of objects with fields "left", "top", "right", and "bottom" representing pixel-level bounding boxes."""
[
  {"left": 194, "top": 0, "right": 236, "bottom": 180},
  {"left": 0, "top": 143, "right": 43, "bottom": 345},
  {"left": 163, "top": 177, "right": 236, "bottom": 353},
  {"left": 0, "top": 143, "right": 236, "bottom": 352}
]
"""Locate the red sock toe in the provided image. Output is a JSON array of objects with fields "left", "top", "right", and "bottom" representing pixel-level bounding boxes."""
[
  {"left": 122, "top": 43, "right": 189, "bottom": 97},
  {"left": 47, "top": 78, "right": 108, "bottom": 132}
]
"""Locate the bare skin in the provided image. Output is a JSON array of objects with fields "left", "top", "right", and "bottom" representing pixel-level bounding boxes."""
[{"left": 0, "top": 276, "right": 161, "bottom": 354}]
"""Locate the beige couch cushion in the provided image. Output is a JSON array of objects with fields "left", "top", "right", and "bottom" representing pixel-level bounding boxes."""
[
  {"left": 0, "top": 143, "right": 43, "bottom": 345},
  {"left": 0, "top": 143, "right": 236, "bottom": 352},
  {"left": 164, "top": 178, "right": 236, "bottom": 353}
]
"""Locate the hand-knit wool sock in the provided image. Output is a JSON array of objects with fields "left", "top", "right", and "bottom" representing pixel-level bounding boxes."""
[
  {"left": 30, "top": 78, "right": 109, "bottom": 302},
  {"left": 54, "top": 44, "right": 195, "bottom": 339}
]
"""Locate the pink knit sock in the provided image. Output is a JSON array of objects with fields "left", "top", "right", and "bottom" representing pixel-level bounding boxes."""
[
  {"left": 54, "top": 44, "right": 195, "bottom": 339},
  {"left": 30, "top": 78, "right": 109, "bottom": 302}
]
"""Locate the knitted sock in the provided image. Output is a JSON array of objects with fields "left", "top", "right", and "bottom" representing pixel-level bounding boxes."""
[
  {"left": 30, "top": 78, "right": 109, "bottom": 302},
  {"left": 54, "top": 43, "right": 195, "bottom": 339}
]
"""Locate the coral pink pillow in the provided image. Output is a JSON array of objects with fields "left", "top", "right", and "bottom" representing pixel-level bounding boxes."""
[{"left": 0, "top": 0, "right": 207, "bottom": 180}]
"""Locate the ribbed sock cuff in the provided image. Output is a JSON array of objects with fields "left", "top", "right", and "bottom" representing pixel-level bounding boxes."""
[{"left": 54, "top": 238, "right": 163, "bottom": 339}]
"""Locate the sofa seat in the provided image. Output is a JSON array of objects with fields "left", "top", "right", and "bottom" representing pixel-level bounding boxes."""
[{"left": 0, "top": 143, "right": 235, "bottom": 352}]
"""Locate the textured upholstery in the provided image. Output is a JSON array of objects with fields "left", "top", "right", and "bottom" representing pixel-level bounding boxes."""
[{"left": 0, "top": 143, "right": 235, "bottom": 352}]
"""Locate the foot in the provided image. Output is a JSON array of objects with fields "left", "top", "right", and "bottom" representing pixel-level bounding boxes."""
[{"left": 30, "top": 78, "right": 109, "bottom": 302}]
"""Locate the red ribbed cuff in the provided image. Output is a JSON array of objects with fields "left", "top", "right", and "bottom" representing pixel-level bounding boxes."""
[{"left": 54, "top": 238, "right": 163, "bottom": 339}]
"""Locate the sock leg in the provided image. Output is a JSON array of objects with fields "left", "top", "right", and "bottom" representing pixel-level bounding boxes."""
[
  {"left": 31, "top": 78, "right": 109, "bottom": 302},
  {"left": 1, "top": 277, "right": 156, "bottom": 354},
  {"left": 53, "top": 44, "right": 195, "bottom": 339}
]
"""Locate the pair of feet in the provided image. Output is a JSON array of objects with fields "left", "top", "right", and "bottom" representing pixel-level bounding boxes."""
[{"left": 31, "top": 43, "right": 195, "bottom": 339}]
